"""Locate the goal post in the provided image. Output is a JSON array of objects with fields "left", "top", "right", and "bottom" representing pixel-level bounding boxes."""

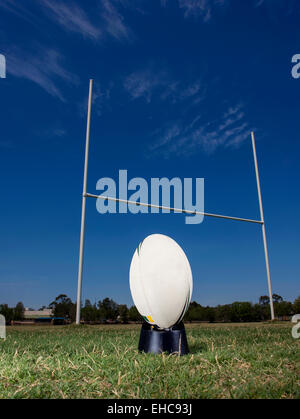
[
  {"left": 251, "top": 132, "right": 275, "bottom": 320},
  {"left": 75, "top": 80, "right": 275, "bottom": 324},
  {"left": 76, "top": 79, "right": 93, "bottom": 325}
]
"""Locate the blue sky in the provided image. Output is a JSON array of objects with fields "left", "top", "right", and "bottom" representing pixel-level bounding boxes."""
[{"left": 0, "top": 0, "right": 299, "bottom": 309}]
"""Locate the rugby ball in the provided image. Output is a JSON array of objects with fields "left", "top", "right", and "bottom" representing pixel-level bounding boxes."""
[{"left": 129, "top": 234, "right": 193, "bottom": 329}]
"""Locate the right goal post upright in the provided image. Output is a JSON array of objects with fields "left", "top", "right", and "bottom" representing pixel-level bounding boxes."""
[{"left": 251, "top": 132, "right": 275, "bottom": 320}]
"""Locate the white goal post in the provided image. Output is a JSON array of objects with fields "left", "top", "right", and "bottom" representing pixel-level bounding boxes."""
[{"left": 75, "top": 79, "right": 275, "bottom": 324}]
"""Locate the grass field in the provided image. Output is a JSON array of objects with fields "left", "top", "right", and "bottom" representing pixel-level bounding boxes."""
[{"left": 0, "top": 323, "right": 299, "bottom": 399}]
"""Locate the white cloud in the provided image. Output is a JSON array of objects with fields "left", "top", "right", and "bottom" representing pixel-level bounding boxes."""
[
  {"left": 7, "top": 48, "right": 78, "bottom": 101},
  {"left": 124, "top": 70, "right": 166, "bottom": 102},
  {"left": 39, "top": 0, "right": 134, "bottom": 43},
  {"left": 101, "top": 0, "right": 133, "bottom": 41},
  {"left": 219, "top": 105, "right": 245, "bottom": 130},
  {"left": 151, "top": 103, "right": 251, "bottom": 156},
  {"left": 52, "top": 128, "right": 67, "bottom": 137},
  {"left": 150, "top": 123, "right": 182, "bottom": 151},
  {"left": 124, "top": 68, "right": 206, "bottom": 106},
  {"left": 179, "top": 0, "right": 211, "bottom": 21},
  {"left": 181, "top": 81, "right": 202, "bottom": 98},
  {"left": 162, "top": 0, "right": 227, "bottom": 22},
  {"left": 39, "top": 0, "right": 101, "bottom": 41},
  {"left": 0, "top": 0, "right": 37, "bottom": 23},
  {"left": 1, "top": 0, "right": 135, "bottom": 43},
  {"left": 162, "top": 0, "right": 296, "bottom": 22}
]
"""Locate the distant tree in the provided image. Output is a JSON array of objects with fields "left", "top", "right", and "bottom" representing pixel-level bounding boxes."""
[
  {"left": 252, "top": 303, "right": 266, "bottom": 321},
  {"left": 275, "top": 301, "right": 293, "bottom": 318},
  {"left": 184, "top": 302, "right": 218, "bottom": 322},
  {"left": 215, "top": 304, "right": 232, "bottom": 322},
  {"left": 81, "top": 300, "right": 98, "bottom": 322},
  {"left": 184, "top": 301, "right": 196, "bottom": 322},
  {"left": 205, "top": 307, "right": 216, "bottom": 323},
  {"left": 293, "top": 296, "right": 300, "bottom": 314},
  {"left": 230, "top": 302, "right": 253, "bottom": 322},
  {"left": 259, "top": 295, "right": 270, "bottom": 306},
  {"left": 14, "top": 302, "right": 25, "bottom": 320},
  {"left": 128, "top": 306, "right": 142, "bottom": 322},
  {"left": 272, "top": 294, "right": 283, "bottom": 303},
  {"left": 185, "top": 302, "right": 205, "bottom": 322},
  {"left": 98, "top": 298, "right": 119, "bottom": 321},
  {"left": 97, "top": 300, "right": 107, "bottom": 321},
  {"left": 0, "top": 304, "right": 14, "bottom": 324},
  {"left": 118, "top": 305, "right": 129, "bottom": 323},
  {"left": 49, "top": 294, "right": 75, "bottom": 321},
  {"left": 84, "top": 299, "right": 92, "bottom": 308}
]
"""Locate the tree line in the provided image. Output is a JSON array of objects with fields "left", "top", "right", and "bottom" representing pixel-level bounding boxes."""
[
  {"left": 185, "top": 294, "right": 300, "bottom": 323},
  {"left": 48, "top": 294, "right": 141, "bottom": 323},
  {"left": 1, "top": 293, "right": 299, "bottom": 324},
  {"left": 0, "top": 302, "right": 25, "bottom": 323}
]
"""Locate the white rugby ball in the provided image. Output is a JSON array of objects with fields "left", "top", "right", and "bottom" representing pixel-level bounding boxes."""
[{"left": 129, "top": 234, "right": 193, "bottom": 329}]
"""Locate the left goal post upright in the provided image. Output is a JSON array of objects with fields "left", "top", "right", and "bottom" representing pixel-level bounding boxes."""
[{"left": 76, "top": 79, "right": 93, "bottom": 325}]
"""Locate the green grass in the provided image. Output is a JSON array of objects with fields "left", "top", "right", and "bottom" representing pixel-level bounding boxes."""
[{"left": 0, "top": 323, "right": 299, "bottom": 399}]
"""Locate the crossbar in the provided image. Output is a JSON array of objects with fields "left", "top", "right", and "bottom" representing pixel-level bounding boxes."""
[{"left": 85, "top": 193, "right": 263, "bottom": 225}]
